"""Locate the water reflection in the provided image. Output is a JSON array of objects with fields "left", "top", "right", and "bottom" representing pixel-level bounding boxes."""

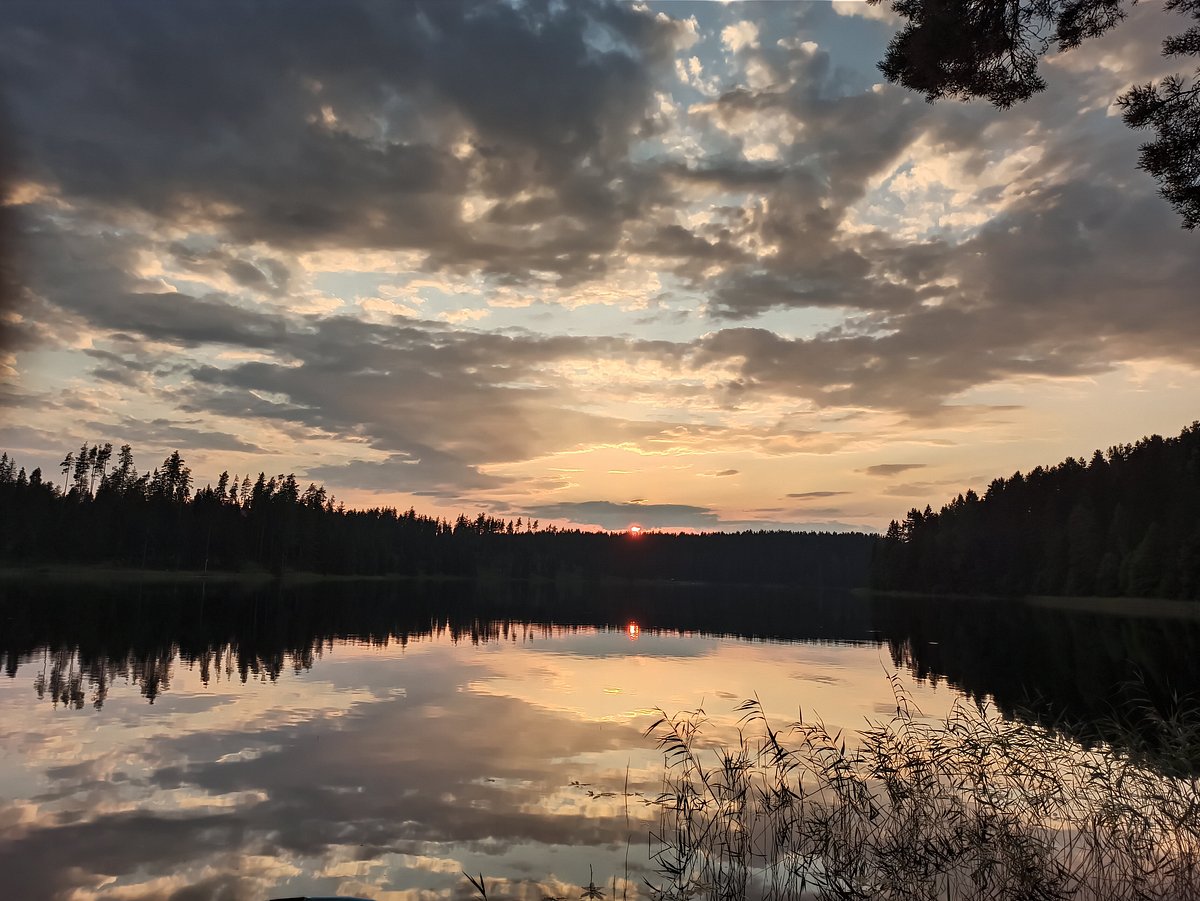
[
  {"left": 0, "top": 579, "right": 1197, "bottom": 899},
  {"left": 1, "top": 580, "right": 876, "bottom": 710},
  {"left": 871, "top": 593, "right": 1200, "bottom": 743}
]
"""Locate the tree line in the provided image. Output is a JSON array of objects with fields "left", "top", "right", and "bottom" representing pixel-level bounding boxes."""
[
  {"left": 0, "top": 443, "right": 873, "bottom": 587},
  {"left": 873, "top": 421, "right": 1200, "bottom": 599}
]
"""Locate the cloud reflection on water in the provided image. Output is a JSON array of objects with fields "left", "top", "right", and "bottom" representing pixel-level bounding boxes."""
[
  {"left": 0, "top": 630, "right": 939, "bottom": 899},
  {"left": 3, "top": 582, "right": 1199, "bottom": 898}
]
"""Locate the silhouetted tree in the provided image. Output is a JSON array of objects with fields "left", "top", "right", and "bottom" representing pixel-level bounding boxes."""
[
  {"left": 107, "top": 444, "right": 136, "bottom": 495},
  {"left": 59, "top": 452, "right": 73, "bottom": 493},
  {"left": 71, "top": 443, "right": 90, "bottom": 496}
]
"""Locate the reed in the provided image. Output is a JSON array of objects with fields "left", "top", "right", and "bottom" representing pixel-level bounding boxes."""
[{"left": 643, "top": 677, "right": 1200, "bottom": 901}]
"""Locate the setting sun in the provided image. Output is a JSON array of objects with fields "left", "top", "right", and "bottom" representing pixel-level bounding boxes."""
[{"left": 628, "top": 525, "right": 642, "bottom": 537}]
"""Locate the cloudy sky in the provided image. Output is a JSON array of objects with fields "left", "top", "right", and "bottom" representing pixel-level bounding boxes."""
[{"left": 2, "top": 1, "right": 1198, "bottom": 532}]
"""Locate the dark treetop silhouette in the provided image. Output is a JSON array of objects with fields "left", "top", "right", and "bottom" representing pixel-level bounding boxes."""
[
  {"left": 872, "top": 421, "right": 1200, "bottom": 599},
  {"left": 869, "top": 0, "right": 1200, "bottom": 228},
  {"left": 4, "top": 422, "right": 1199, "bottom": 598},
  {"left": 0, "top": 444, "right": 873, "bottom": 586}
]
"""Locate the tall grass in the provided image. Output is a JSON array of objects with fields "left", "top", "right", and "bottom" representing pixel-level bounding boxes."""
[{"left": 644, "top": 677, "right": 1200, "bottom": 901}]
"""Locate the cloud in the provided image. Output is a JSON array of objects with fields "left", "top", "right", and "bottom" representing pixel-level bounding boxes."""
[
  {"left": 82, "top": 418, "right": 265, "bottom": 458},
  {"left": 529, "top": 500, "right": 721, "bottom": 531},
  {"left": 180, "top": 316, "right": 687, "bottom": 495},
  {"left": 883, "top": 481, "right": 951, "bottom": 498},
  {"left": 306, "top": 451, "right": 506, "bottom": 498},
  {"left": 786, "top": 490, "right": 850, "bottom": 499},
  {"left": 522, "top": 500, "right": 870, "bottom": 533},
  {"left": 9, "top": 214, "right": 676, "bottom": 496},
  {"left": 676, "top": 47, "right": 968, "bottom": 322},
  {"left": 721, "top": 21, "right": 760, "bottom": 53},
  {"left": 164, "top": 242, "right": 293, "bottom": 298},
  {"left": 688, "top": 169, "right": 1200, "bottom": 414},
  {"left": 1, "top": 2, "right": 686, "bottom": 284},
  {"left": 673, "top": 27, "right": 1200, "bottom": 412},
  {"left": 830, "top": 0, "right": 898, "bottom": 24},
  {"left": 22, "top": 222, "right": 294, "bottom": 351},
  {"left": 863, "top": 463, "right": 926, "bottom": 477}
]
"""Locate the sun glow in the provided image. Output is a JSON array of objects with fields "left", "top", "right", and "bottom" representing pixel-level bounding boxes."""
[
  {"left": 628, "top": 524, "right": 643, "bottom": 537},
  {"left": 627, "top": 622, "right": 640, "bottom": 641}
]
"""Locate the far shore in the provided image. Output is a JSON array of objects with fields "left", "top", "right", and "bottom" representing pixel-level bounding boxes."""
[
  {"left": 0, "top": 565, "right": 723, "bottom": 591},
  {"left": 863, "top": 587, "right": 1200, "bottom": 620},
  {"left": 3, "top": 567, "right": 1196, "bottom": 618},
  {"left": 0, "top": 565, "right": 448, "bottom": 586}
]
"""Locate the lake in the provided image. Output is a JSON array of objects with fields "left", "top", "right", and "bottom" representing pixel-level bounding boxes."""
[{"left": 1, "top": 580, "right": 1198, "bottom": 900}]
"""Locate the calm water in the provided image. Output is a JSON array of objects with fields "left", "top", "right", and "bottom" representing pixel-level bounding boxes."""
[{"left": 1, "top": 580, "right": 1198, "bottom": 900}]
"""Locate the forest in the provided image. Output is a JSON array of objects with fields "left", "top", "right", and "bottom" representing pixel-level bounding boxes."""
[
  {"left": 0, "top": 443, "right": 873, "bottom": 587},
  {"left": 5, "top": 422, "right": 1199, "bottom": 598},
  {"left": 872, "top": 422, "right": 1200, "bottom": 599}
]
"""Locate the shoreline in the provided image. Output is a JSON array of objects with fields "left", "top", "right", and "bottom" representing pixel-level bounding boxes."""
[
  {"left": 0, "top": 565, "right": 456, "bottom": 586},
  {"left": 3, "top": 568, "right": 1195, "bottom": 617},
  {"left": 0, "top": 565, "right": 806, "bottom": 592},
  {"left": 862, "top": 587, "right": 1200, "bottom": 619}
]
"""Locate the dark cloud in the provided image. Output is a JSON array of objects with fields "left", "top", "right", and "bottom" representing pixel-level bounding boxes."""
[
  {"left": 689, "top": 163, "right": 1200, "bottom": 414},
  {"left": 678, "top": 38, "right": 981, "bottom": 321},
  {"left": 0, "top": 97, "right": 21, "bottom": 355},
  {"left": 787, "top": 490, "right": 850, "bottom": 499},
  {"left": 158, "top": 245, "right": 294, "bottom": 298},
  {"left": 528, "top": 500, "right": 721, "bottom": 530},
  {"left": 22, "top": 221, "right": 294, "bottom": 351},
  {"left": 864, "top": 463, "right": 926, "bottom": 477},
  {"left": 883, "top": 481, "right": 952, "bottom": 498},
  {"left": 522, "top": 499, "right": 869, "bottom": 533},
  {"left": 11, "top": 213, "right": 683, "bottom": 495},
  {"left": 706, "top": 268, "right": 917, "bottom": 320},
  {"left": 1, "top": 1, "right": 687, "bottom": 283},
  {"left": 638, "top": 222, "right": 750, "bottom": 273},
  {"left": 80, "top": 418, "right": 266, "bottom": 458},
  {"left": 181, "top": 315, "right": 676, "bottom": 496},
  {"left": 672, "top": 23, "right": 1200, "bottom": 406},
  {"left": 306, "top": 451, "right": 507, "bottom": 498},
  {"left": 0, "top": 423, "right": 63, "bottom": 452}
]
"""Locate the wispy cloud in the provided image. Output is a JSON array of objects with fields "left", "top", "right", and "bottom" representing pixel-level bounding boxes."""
[{"left": 863, "top": 464, "right": 927, "bottom": 478}]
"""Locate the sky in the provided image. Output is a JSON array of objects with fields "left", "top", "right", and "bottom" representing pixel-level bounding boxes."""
[{"left": 1, "top": 0, "right": 1198, "bottom": 533}]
